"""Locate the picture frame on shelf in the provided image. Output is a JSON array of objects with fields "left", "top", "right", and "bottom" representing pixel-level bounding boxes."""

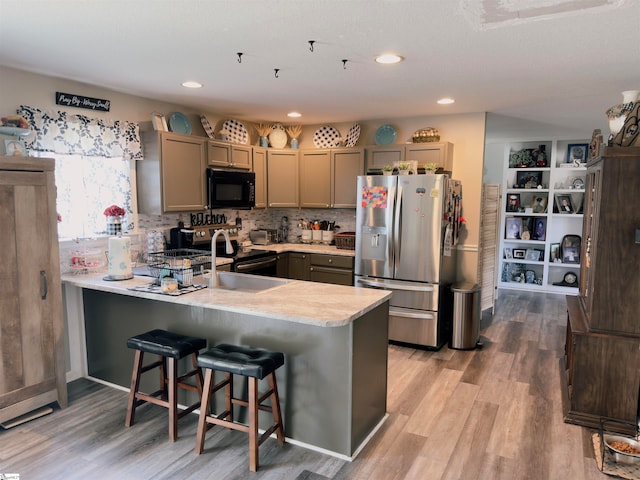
[
  {"left": 555, "top": 194, "right": 574, "bottom": 213},
  {"left": 513, "top": 249, "right": 526, "bottom": 259},
  {"left": 530, "top": 194, "right": 547, "bottom": 213},
  {"left": 525, "top": 249, "right": 542, "bottom": 261},
  {"left": 532, "top": 218, "right": 546, "bottom": 241},
  {"left": 566, "top": 143, "right": 588, "bottom": 165},
  {"left": 505, "top": 217, "right": 522, "bottom": 239},
  {"left": 550, "top": 243, "right": 560, "bottom": 262},
  {"left": 562, "top": 247, "right": 580, "bottom": 264},
  {"left": 516, "top": 170, "right": 543, "bottom": 189},
  {"left": 504, "top": 247, "right": 513, "bottom": 260},
  {"left": 151, "top": 112, "right": 168, "bottom": 132},
  {"left": 507, "top": 194, "right": 520, "bottom": 212}
]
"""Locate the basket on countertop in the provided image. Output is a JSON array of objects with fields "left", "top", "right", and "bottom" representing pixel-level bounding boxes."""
[{"left": 334, "top": 232, "right": 356, "bottom": 250}]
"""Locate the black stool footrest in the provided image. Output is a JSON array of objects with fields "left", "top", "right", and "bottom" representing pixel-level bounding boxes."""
[
  {"left": 127, "top": 329, "right": 206, "bottom": 359},
  {"left": 198, "top": 344, "right": 284, "bottom": 379}
]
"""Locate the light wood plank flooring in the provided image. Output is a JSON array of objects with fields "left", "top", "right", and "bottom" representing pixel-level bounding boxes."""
[{"left": 1, "top": 291, "right": 606, "bottom": 479}]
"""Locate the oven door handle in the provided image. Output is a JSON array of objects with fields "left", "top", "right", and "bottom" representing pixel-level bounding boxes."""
[
  {"left": 356, "top": 277, "right": 435, "bottom": 292},
  {"left": 389, "top": 307, "right": 435, "bottom": 320},
  {"left": 234, "top": 256, "right": 277, "bottom": 273}
]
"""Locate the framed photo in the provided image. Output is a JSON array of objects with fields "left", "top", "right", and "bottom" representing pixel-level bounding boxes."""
[
  {"left": 550, "top": 243, "right": 560, "bottom": 262},
  {"left": 567, "top": 143, "right": 588, "bottom": 165},
  {"left": 507, "top": 194, "right": 520, "bottom": 212},
  {"left": 530, "top": 194, "right": 547, "bottom": 213},
  {"left": 513, "top": 249, "right": 526, "bottom": 259},
  {"left": 505, "top": 217, "right": 522, "bottom": 239},
  {"left": 555, "top": 194, "right": 574, "bottom": 213},
  {"left": 516, "top": 170, "right": 543, "bottom": 189},
  {"left": 563, "top": 247, "right": 580, "bottom": 264},
  {"left": 151, "top": 112, "right": 168, "bottom": 131},
  {"left": 525, "top": 249, "right": 542, "bottom": 261},
  {"left": 532, "top": 218, "right": 546, "bottom": 241},
  {"left": 504, "top": 247, "right": 513, "bottom": 260}
]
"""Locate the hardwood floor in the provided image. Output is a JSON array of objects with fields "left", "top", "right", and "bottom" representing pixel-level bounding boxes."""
[{"left": 1, "top": 291, "right": 605, "bottom": 479}]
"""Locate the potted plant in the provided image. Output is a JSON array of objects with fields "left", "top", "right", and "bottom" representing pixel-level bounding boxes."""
[
  {"left": 381, "top": 164, "right": 394, "bottom": 176},
  {"left": 397, "top": 162, "right": 412, "bottom": 175},
  {"left": 424, "top": 162, "right": 438, "bottom": 174}
]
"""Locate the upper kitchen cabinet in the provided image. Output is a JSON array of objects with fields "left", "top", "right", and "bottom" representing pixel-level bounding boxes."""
[
  {"left": 138, "top": 131, "right": 207, "bottom": 214},
  {"left": 267, "top": 149, "right": 299, "bottom": 208},
  {"left": 207, "top": 140, "right": 252, "bottom": 170},
  {"left": 299, "top": 148, "right": 364, "bottom": 208},
  {"left": 252, "top": 147, "right": 267, "bottom": 209},
  {"left": 365, "top": 142, "right": 453, "bottom": 173},
  {"left": 0, "top": 156, "right": 67, "bottom": 424}
]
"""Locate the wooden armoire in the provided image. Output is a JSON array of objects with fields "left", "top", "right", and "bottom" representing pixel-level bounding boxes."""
[
  {"left": 562, "top": 146, "right": 640, "bottom": 432},
  {"left": 0, "top": 155, "right": 67, "bottom": 423}
]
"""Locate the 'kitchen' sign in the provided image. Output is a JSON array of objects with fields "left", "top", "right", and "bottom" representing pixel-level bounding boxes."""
[{"left": 55, "top": 92, "right": 111, "bottom": 112}]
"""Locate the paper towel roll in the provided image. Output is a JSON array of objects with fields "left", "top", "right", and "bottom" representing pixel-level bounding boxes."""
[{"left": 108, "top": 236, "right": 133, "bottom": 280}]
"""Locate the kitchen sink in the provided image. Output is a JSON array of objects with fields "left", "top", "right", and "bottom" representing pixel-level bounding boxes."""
[{"left": 202, "top": 271, "right": 290, "bottom": 293}]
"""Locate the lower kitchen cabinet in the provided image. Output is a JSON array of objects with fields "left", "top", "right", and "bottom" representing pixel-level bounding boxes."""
[
  {"left": 0, "top": 156, "right": 67, "bottom": 423},
  {"left": 276, "top": 253, "right": 289, "bottom": 277},
  {"left": 288, "top": 252, "right": 310, "bottom": 280},
  {"left": 309, "top": 254, "right": 354, "bottom": 286}
]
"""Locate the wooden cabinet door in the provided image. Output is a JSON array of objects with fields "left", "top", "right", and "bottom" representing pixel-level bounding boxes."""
[
  {"left": 365, "top": 145, "right": 404, "bottom": 172},
  {"left": 207, "top": 141, "right": 231, "bottom": 168},
  {"left": 580, "top": 161, "right": 602, "bottom": 319},
  {"left": 288, "top": 253, "right": 309, "bottom": 280},
  {"left": 162, "top": 134, "right": 206, "bottom": 211},
  {"left": 405, "top": 142, "right": 453, "bottom": 171},
  {"left": 230, "top": 145, "right": 252, "bottom": 170},
  {"left": 253, "top": 147, "right": 267, "bottom": 208},
  {"left": 0, "top": 161, "right": 66, "bottom": 422},
  {"left": 300, "top": 150, "right": 331, "bottom": 208},
  {"left": 332, "top": 148, "right": 364, "bottom": 208},
  {"left": 267, "top": 150, "right": 299, "bottom": 208}
]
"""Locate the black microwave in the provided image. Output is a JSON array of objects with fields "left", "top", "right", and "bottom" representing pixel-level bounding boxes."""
[{"left": 207, "top": 169, "right": 255, "bottom": 209}]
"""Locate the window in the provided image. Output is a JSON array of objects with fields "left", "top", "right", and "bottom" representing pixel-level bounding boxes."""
[{"left": 17, "top": 105, "right": 142, "bottom": 239}]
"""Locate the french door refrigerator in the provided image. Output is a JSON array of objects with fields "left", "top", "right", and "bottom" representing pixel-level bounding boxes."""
[{"left": 355, "top": 174, "right": 460, "bottom": 349}]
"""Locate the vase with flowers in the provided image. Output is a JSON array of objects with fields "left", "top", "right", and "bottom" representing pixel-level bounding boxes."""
[
  {"left": 286, "top": 124, "right": 302, "bottom": 150},
  {"left": 104, "top": 204, "right": 125, "bottom": 235},
  {"left": 254, "top": 122, "right": 271, "bottom": 148}
]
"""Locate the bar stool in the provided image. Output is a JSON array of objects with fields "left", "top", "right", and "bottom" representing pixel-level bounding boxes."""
[
  {"left": 195, "top": 344, "right": 285, "bottom": 472},
  {"left": 125, "top": 329, "right": 207, "bottom": 441}
]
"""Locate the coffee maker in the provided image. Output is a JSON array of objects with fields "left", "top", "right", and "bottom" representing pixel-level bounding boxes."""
[{"left": 169, "top": 222, "right": 195, "bottom": 249}]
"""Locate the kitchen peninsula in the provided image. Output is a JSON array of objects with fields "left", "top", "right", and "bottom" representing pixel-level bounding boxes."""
[{"left": 62, "top": 271, "right": 390, "bottom": 459}]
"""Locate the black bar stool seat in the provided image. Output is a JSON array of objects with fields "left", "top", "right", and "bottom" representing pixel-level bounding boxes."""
[
  {"left": 195, "top": 343, "right": 285, "bottom": 472},
  {"left": 125, "top": 329, "right": 206, "bottom": 441}
]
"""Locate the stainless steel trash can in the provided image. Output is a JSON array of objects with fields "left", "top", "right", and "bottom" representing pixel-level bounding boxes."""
[{"left": 449, "top": 282, "right": 481, "bottom": 350}]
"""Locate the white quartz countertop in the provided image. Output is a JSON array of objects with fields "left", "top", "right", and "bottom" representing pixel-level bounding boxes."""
[
  {"left": 246, "top": 243, "right": 355, "bottom": 256},
  {"left": 62, "top": 270, "right": 389, "bottom": 328}
]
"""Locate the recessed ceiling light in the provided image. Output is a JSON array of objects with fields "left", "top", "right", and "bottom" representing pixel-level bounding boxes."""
[
  {"left": 375, "top": 54, "right": 404, "bottom": 65},
  {"left": 287, "top": 112, "right": 302, "bottom": 118},
  {"left": 437, "top": 97, "right": 455, "bottom": 105},
  {"left": 181, "top": 81, "right": 203, "bottom": 89}
]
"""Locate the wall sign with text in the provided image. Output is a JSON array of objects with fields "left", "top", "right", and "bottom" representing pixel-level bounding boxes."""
[{"left": 55, "top": 92, "right": 111, "bottom": 112}]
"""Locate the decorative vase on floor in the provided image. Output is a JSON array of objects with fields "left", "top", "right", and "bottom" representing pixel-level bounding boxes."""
[{"left": 606, "top": 90, "right": 640, "bottom": 143}]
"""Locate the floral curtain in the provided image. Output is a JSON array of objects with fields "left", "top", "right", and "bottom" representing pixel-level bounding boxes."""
[{"left": 17, "top": 105, "right": 143, "bottom": 160}]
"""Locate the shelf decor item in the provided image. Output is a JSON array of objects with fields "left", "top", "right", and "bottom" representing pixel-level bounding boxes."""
[
  {"left": 509, "top": 149, "right": 533, "bottom": 168},
  {"left": 566, "top": 144, "right": 589, "bottom": 166},
  {"left": 397, "top": 162, "right": 412, "bottom": 175},
  {"left": 286, "top": 124, "right": 302, "bottom": 150},
  {"left": 104, "top": 204, "right": 125, "bottom": 236},
  {"left": 254, "top": 123, "right": 271, "bottom": 147},
  {"left": 269, "top": 123, "right": 287, "bottom": 149},
  {"left": 606, "top": 90, "right": 640, "bottom": 142},
  {"left": 412, "top": 127, "right": 439, "bottom": 143},
  {"left": 424, "top": 162, "right": 438, "bottom": 174},
  {"left": 382, "top": 164, "right": 394, "bottom": 176}
]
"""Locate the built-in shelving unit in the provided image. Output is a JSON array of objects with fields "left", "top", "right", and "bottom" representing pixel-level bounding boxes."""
[{"left": 498, "top": 139, "right": 588, "bottom": 294}]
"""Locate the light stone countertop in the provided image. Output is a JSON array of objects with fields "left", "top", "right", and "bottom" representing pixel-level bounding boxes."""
[
  {"left": 62, "top": 269, "right": 389, "bottom": 328},
  {"left": 245, "top": 242, "right": 355, "bottom": 256}
]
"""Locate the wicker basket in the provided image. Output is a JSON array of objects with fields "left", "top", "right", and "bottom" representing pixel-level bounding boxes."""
[{"left": 334, "top": 232, "right": 356, "bottom": 250}]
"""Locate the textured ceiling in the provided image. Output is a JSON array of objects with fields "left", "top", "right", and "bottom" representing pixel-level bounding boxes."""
[{"left": 0, "top": 0, "right": 638, "bottom": 133}]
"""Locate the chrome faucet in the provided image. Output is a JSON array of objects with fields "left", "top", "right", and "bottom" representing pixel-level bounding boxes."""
[{"left": 210, "top": 229, "right": 233, "bottom": 288}]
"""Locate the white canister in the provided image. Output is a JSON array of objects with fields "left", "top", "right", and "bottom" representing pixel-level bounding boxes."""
[
  {"left": 107, "top": 236, "right": 133, "bottom": 280},
  {"left": 301, "top": 230, "right": 312, "bottom": 243},
  {"left": 322, "top": 231, "right": 334, "bottom": 244},
  {"left": 312, "top": 230, "right": 322, "bottom": 243}
]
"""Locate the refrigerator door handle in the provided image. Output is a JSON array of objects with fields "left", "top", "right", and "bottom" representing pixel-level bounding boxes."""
[
  {"left": 356, "top": 277, "right": 435, "bottom": 292},
  {"left": 393, "top": 184, "right": 402, "bottom": 270},
  {"left": 389, "top": 307, "right": 436, "bottom": 320}
]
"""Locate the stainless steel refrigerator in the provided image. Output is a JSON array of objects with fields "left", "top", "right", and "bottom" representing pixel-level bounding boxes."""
[{"left": 355, "top": 174, "right": 461, "bottom": 349}]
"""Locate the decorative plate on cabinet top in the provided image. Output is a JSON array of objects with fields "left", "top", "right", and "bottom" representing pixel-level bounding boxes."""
[
  {"left": 344, "top": 124, "right": 361, "bottom": 147},
  {"left": 168, "top": 112, "right": 192, "bottom": 135},
  {"left": 200, "top": 115, "right": 215, "bottom": 139},
  {"left": 268, "top": 123, "right": 287, "bottom": 149},
  {"left": 222, "top": 119, "right": 248, "bottom": 144},
  {"left": 313, "top": 125, "right": 341, "bottom": 148},
  {"left": 375, "top": 124, "right": 397, "bottom": 145}
]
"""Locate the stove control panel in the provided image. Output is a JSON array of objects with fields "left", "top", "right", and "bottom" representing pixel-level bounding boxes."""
[{"left": 189, "top": 224, "right": 239, "bottom": 244}]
